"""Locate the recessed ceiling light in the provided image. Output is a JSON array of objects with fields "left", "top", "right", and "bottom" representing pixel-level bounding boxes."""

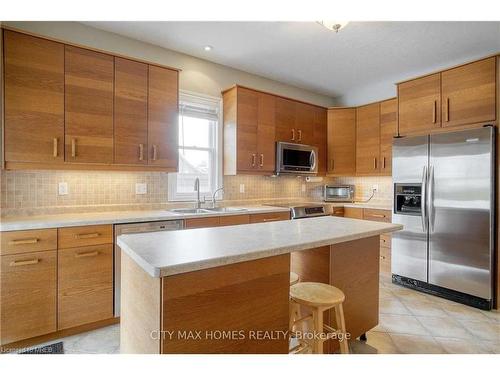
[
  {"left": 204, "top": 45, "right": 213, "bottom": 51},
  {"left": 317, "top": 21, "right": 349, "bottom": 33}
]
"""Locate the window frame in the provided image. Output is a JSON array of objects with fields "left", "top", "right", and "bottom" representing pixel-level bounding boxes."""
[{"left": 168, "top": 90, "right": 223, "bottom": 202}]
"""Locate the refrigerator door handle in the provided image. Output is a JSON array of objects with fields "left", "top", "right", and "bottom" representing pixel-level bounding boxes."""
[
  {"left": 421, "top": 165, "right": 428, "bottom": 232},
  {"left": 428, "top": 165, "right": 435, "bottom": 232}
]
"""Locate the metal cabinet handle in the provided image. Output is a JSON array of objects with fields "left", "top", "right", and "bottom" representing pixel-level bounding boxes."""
[
  {"left": 259, "top": 154, "right": 264, "bottom": 167},
  {"left": 298, "top": 130, "right": 302, "bottom": 142},
  {"left": 8, "top": 238, "right": 39, "bottom": 245},
  {"left": 75, "top": 232, "right": 100, "bottom": 239},
  {"left": 368, "top": 214, "right": 386, "bottom": 218},
  {"left": 75, "top": 250, "right": 99, "bottom": 258},
  {"left": 383, "top": 157, "right": 386, "bottom": 169},
  {"left": 291, "top": 129, "right": 296, "bottom": 141},
  {"left": 445, "top": 98, "right": 450, "bottom": 122},
  {"left": 71, "top": 138, "right": 77, "bottom": 158},
  {"left": 330, "top": 159, "right": 334, "bottom": 171},
  {"left": 10, "top": 258, "right": 39, "bottom": 267},
  {"left": 152, "top": 145, "right": 158, "bottom": 161},
  {"left": 262, "top": 218, "right": 281, "bottom": 222},
  {"left": 374, "top": 157, "right": 377, "bottom": 169},
  {"left": 53, "top": 138, "right": 58, "bottom": 157},
  {"left": 432, "top": 100, "right": 437, "bottom": 124},
  {"left": 251, "top": 154, "right": 256, "bottom": 167},
  {"left": 139, "top": 144, "right": 144, "bottom": 161}
]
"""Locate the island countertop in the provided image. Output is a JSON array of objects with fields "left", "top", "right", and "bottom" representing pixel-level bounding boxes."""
[{"left": 117, "top": 216, "right": 402, "bottom": 278}]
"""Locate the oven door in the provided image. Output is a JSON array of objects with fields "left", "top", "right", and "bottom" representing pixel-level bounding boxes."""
[{"left": 276, "top": 142, "right": 318, "bottom": 174}]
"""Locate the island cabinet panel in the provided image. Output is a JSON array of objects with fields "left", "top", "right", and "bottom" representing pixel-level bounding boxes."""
[
  {"left": 161, "top": 254, "right": 290, "bottom": 353},
  {"left": 147, "top": 66, "right": 179, "bottom": 170},
  {"left": 64, "top": 46, "right": 114, "bottom": 163},
  {"left": 249, "top": 211, "right": 290, "bottom": 223},
  {"left": 356, "top": 103, "right": 381, "bottom": 175},
  {"left": 3, "top": 30, "right": 65, "bottom": 164},
  {"left": 114, "top": 57, "right": 148, "bottom": 165},
  {"left": 0, "top": 250, "right": 57, "bottom": 345},
  {"left": 379, "top": 98, "right": 398, "bottom": 175},
  {"left": 398, "top": 73, "right": 441, "bottom": 135},
  {"left": 441, "top": 57, "right": 496, "bottom": 128},
  {"left": 327, "top": 108, "right": 356, "bottom": 175},
  {"left": 58, "top": 244, "right": 113, "bottom": 330}
]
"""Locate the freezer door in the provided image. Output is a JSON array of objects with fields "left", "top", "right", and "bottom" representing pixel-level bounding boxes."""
[
  {"left": 428, "top": 127, "right": 494, "bottom": 299},
  {"left": 392, "top": 135, "right": 429, "bottom": 282}
]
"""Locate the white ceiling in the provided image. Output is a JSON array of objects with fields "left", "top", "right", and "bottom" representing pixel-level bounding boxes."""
[{"left": 82, "top": 22, "right": 500, "bottom": 105}]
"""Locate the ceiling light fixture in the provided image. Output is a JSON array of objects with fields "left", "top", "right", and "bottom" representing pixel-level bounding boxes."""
[
  {"left": 317, "top": 21, "right": 349, "bottom": 33},
  {"left": 204, "top": 45, "right": 213, "bottom": 51}
]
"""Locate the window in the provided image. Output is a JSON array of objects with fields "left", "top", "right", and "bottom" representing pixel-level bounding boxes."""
[{"left": 168, "top": 91, "right": 222, "bottom": 201}]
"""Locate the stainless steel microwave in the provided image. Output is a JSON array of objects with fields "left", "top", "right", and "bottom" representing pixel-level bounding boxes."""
[
  {"left": 276, "top": 142, "right": 318, "bottom": 175},
  {"left": 324, "top": 185, "right": 355, "bottom": 202}
]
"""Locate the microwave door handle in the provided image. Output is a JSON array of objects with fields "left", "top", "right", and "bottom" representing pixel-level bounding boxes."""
[
  {"left": 310, "top": 150, "right": 317, "bottom": 171},
  {"left": 421, "top": 165, "right": 428, "bottom": 232}
]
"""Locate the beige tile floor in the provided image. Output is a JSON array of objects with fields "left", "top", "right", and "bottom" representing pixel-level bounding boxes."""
[{"left": 20, "top": 274, "right": 500, "bottom": 354}]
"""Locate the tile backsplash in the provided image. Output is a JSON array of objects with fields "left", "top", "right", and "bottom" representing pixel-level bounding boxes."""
[{"left": 0, "top": 170, "right": 392, "bottom": 217}]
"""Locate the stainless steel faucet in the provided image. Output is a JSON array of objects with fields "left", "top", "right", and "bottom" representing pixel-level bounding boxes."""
[
  {"left": 193, "top": 177, "right": 205, "bottom": 209},
  {"left": 211, "top": 187, "right": 224, "bottom": 208}
]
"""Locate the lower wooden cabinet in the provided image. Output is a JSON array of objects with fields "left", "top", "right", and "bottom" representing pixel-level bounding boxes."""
[
  {"left": 219, "top": 214, "right": 250, "bottom": 226},
  {"left": 0, "top": 250, "right": 57, "bottom": 345},
  {"left": 58, "top": 244, "right": 113, "bottom": 330},
  {"left": 249, "top": 212, "right": 290, "bottom": 223},
  {"left": 184, "top": 216, "right": 221, "bottom": 229}
]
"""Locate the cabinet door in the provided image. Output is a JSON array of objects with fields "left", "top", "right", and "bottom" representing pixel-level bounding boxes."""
[
  {"left": 4, "top": 31, "right": 64, "bottom": 163},
  {"left": 1, "top": 250, "right": 57, "bottom": 344},
  {"left": 356, "top": 103, "right": 380, "bottom": 175},
  {"left": 398, "top": 73, "right": 441, "bottom": 135},
  {"left": 275, "top": 97, "right": 296, "bottom": 143},
  {"left": 148, "top": 66, "right": 179, "bottom": 169},
  {"left": 327, "top": 108, "right": 356, "bottom": 175},
  {"left": 441, "top": 58, "right": 496, "bottom": 128},
  {"left": 343, "top": 207, "right": 363, "bottom": 219},
  {"left": 313, "top": 107, "right": 328, "bottom": 175},
  {"left": 257, "top": 92, "right": 276, "bottom": 173},
  {"left": 249, "top": 212, "right": 290, "bottom": 223},
  {"left": 58, "top": 244, "right": 113, "bottom": 329},
  {"left": 65, "top": 46, "right": 114, "bottom": 163},
  {"left": 236, "top": 87, "right": 259, "bottom": 171},
  {"left": 114, "top": 58, "right": 148, "bottom": 165},
  {"left": 184, "top": 217, "right": 220, "bottom": 229},
  {"left": 379, "top": 99, "right": 398, "bottom": 175},
  {"left": 295, "top": 102, "right": 314, "bottom": 144},
  {"left": 219, "top": 214, "right": 250, "bottom": 226}
]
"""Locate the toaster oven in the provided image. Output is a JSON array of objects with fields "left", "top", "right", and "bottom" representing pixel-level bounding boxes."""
[{"left": 324, "top": 185, "right": 355, "bottom": 202}]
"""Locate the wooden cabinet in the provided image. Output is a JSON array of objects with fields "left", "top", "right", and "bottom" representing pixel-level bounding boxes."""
[
  {"left": 313, "top": 106, "right": 328, "bottom": 175},
  {"left": 58, "top": 225, "right": 113, "bottom": 249},
  {"left": 114, "top": 57, "right": 148, "bottom": 165},
  {"left": 363, "top": 208, "right": 391, "bottom": 223},
  {"left": 327, "top": 108, "right": 356, "bottom": 175},
  {"left": 356, "top": 103, "right": 380, "bottom": 175},
  {"left": 275, "top": 97, "right": 296, "bottom": 143},
  {"left": 223, "top": 86, "right": 276, "bottom": 174},
  {"left": 343, "top": 207, "right": 363, "bottom": 219},
  {"left": 0, "top": 228, "right": 57, "bottom": 256},
  {"left": 295, "top": 102, "right": 314, "bottom": 145},
  {"left": 0, "top": 249, "right": 57, "bottom": 345},
  {"left": 3, "top": 31, "right": 65, "bottom": 164},
  {"left": 249, "top": 212, "right": 290, "bottom": 223},
  {"left": 148, "top": 66, "right": 179, "bottom": 169},
  {"left": 379, "top": 99, "right": 397, "bottom": 175},
  {"left": 58, "top": 244, "right": 113, "bottom": 329},
  {"left": 184, "top": 216, "right": 221, "bottom": 229},
  {"left": 398, "top": 73, "right": 441, "bottom": 135},
  {"left": 331, "top": 207, "right": 345, "bottom": 217},
  {"left": 441, "top": 57, "right": 496, "bottom": 128},
  {"left": 219, "top": 214, "right": 250, "bottom": 226},
  {"left": 65, "top": 46, "right": 114, "bottom": 163}
]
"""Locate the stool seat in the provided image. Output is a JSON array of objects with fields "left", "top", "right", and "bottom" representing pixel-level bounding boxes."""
[
  {"left": 290, "top": 282, "right": 345, "bottom": 307},
  {"left": 290, "top": 272, "right": 300, "bottom": 286}
]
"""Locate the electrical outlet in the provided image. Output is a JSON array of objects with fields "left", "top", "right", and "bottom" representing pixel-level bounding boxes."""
[
  {"left": 58, "top": 182, "right": 68, "bottom": 196},
  {"left": 372, "top": 184, "right": 379, "bottom": 192},
  {"left": 239, "top": 184, "right": 245, "bottom": 193},
  {"left": 135, "top": 183, "right": 147, "bottom": 195},
  {"left": 301, "top": 184, "right": 306, "bottom": 192}
]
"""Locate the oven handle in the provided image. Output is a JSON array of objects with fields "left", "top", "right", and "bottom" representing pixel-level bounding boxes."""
[
  {"left": 310, "top": 150, "right": 317, "bottom": 171},
  {"left": 421, "top": 165, "right": 428, "bottom": 232}
]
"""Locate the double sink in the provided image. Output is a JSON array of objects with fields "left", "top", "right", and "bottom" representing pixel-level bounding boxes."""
[{"left": 168, "top": 207, "right": 248, "bottom": 215}]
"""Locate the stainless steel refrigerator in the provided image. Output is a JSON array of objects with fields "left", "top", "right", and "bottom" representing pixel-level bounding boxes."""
[{"left": 392, "top": 126, "right": 495, "bottom": 310}]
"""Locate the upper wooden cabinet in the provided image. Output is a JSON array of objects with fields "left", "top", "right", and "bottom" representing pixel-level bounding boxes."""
[
  {"left": 379, "top": 98, "right": 398, "bottom": 175},
  {"left": 356, "top": 103, "right": 381, "bottom": 175},
  {"left": 441, "top": 57, "right": 496, "bottom": 128},
  {"left": 313, "top": 106, "right": 328, "bottom": 176},
  {"left": 3, "top": 30, "right": 65, "bottom": 164},
  {"left": 114, "top": 58, "right": 148, "bottom": 165},
  {"left": 295, "top": 102, "right": 314, "bottom": 145},
  {"left": 223, "top": 86, "right": 276, "bottom": 174},
  {"left": 65, "top": 46, "right": 114, "bottom": 163},
  {"left": 327, "top": 108, "right": 356, "bottom": 175},
  {"left": 275, "top": 97, "right": 296, "bottom": 143},
  {"left": 148, "top": 66, "right": 179, "bottom": 169},
  {"left": 398, "top": 73, "right": 441, "bottom": 135}
]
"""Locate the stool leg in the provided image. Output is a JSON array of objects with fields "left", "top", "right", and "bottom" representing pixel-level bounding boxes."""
[
  {"left": 334, "top": 303, "right": 349, "bottom": 354},
  {"left": 289, "top": 300, "right": 299, "bottom": 333},
  {"left": 312, "top": 307, "right": 324, "bottom": 354}
]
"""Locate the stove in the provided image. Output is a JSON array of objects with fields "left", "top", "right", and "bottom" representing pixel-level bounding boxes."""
[{"left": 270, "top": 203, "right": 327, "bottom": 219}]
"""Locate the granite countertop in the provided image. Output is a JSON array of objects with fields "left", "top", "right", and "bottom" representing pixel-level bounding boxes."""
[
  {"left": 117, "top": 216, "right": 402, "bottom": 278},
  {"left": 0, "top": 205, "right": 290, "bottom": 232}
]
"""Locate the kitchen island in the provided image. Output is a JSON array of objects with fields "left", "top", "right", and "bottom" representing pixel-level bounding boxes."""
[{"left": 117, "top": 216, "right": 402, "bottom": 354}]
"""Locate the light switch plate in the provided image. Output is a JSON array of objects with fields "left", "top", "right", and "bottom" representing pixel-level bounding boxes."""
[
  {"left": 135, "top": 183, "right": 147, "bottom": 195},
  {"left": 239, "top": 184, "right": 245, "bottom": 193},
  {"left": 372, "top": 184, "right": 379, "bottom": 192},
  {"left": 58, "top": 182, "right": 68, "bottom": 196}
]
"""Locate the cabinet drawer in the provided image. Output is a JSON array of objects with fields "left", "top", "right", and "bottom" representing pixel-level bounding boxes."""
[
  {"left": 58, "top": 225, "right": 113, "bottom": 249},
  {"left": 331, "top": 207, "right": 345, "bottom": 217},
  {"left": 249, "top": 211, "right": 290, "bottom": 223},
  {"left": 363, "top": 209, "right": 391, "bottom": 222},
  {"left": 58, "top": 244, "right": 113, "bottom": 330},
  {"left": 1, "top": 229, "right": 57, "bottom": 256},
  {"left": 1, "top": 250, "right": 57, "bottom": 344},
  {"left": 343, "top": 207, "right": 363, "bottom": 219},
  {"left": 380, "top": 234, "right": 391, "bottom": 249},
  {"left": 184, "top": 217, "right": 220, "bottom": 229},
  {"left": 219, "top": 214, "right": 250, "bottom": 227}
]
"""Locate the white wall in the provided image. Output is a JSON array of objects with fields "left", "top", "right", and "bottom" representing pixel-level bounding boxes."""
[{"left": 4, "top": 21, "right": 335, "bottom": 107}]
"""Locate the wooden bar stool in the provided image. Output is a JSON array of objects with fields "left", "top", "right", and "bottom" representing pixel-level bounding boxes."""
[
  {"left": 290, "top": 282, "right": 349, "bottom": 354},
  {"left": 289, "top": 272, "right": 301, "bottom": 334}
]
